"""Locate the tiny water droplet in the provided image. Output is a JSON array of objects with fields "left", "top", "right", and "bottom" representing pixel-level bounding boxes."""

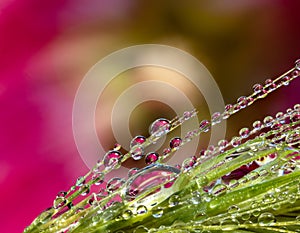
[
  {"left": 130, "top": 135, "right": 146, "bottom": 148},
  {"left": 53, "top": 196, "right": 66, "bottom": 209},
  {"left": 237, "top": 96, "right": 248, "bottom": 108},
  {"left": 211, "top": 112, "right": 221, "bottom": 125},
  {"left": 199, "top": 120, "right": 211, "bottom": 132},
  {"left": 253, "top": 83, "right": 263, "bottom": 93},
  {"left": 113, "top": 143, "right": 121, "bottom": 151},
  {"left": 103, "top": 150, "right": 123, "bottom": 168},
  {"left": 258, "top": 212, "right": 276, "bottom": 226},
  {"left": 231, "top": 137, "right": 242, "bottom": 147},
  {"left": 133, "top": 226, "right": 149, "bottom": 233},
  {"left": 106, "top": 177, "right": 125, "bottom": 193},
  {"left": 136, "top": 205, "right": 148, "bottom": 215},
  {"left": 122, "top": 209, "right": 133, "bottom": 220},
  {"left": 76, "top": 176, "right": 85, "bottom": 187},
  {"left": 152, "top": 208, "right": 163, "bottom": 218},
  {"left": 149, "top": 118, "right": 170, "bottom": 137},
  {"left": 169, "top": 137, "right": 182, "bottom": 149},
  {"left": 92, "top": 172, "right": 104, "bottom": 185},
  {"left": 131, "top": 146, "right": 145, "bottom": 160},
  {"left": 145, "top": 152, "right": 159, "bottom": 165},
  {"left": 263, "top": 116, "right": 274, "bottom": 127},
  {"left": 128, "top": 168, "right": 139, "bottom": 177},
  {"left": 239, "top": 127, "right": 250, "bottom": 138},
  {"left": 169, "top": 194, "right": 180, "bottom": 207}
]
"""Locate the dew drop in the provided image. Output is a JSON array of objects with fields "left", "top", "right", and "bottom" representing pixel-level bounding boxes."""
[
  {"left": 128, "top": 168, "right": 139, "bottom": 177},
  {"left": 199, "top": 120, "right": 211, "bottom": 132},
  {"left": 212, "top": 184, "right": 227, "bottom": 195},
  {"left": 253, "top": 83, "right": 263, "bottom": 93},
  {"left": 239, "top": 127, "right": 250, "bottom": 138},
  {"left": 56, "top": 191, "right": 67, "bottom": 198},
  {"left": 113, "top": 143, "right": 121, "bottom": 151},
  {"left": 145, "top": 152, "right": 159, "bottom": 165},
  {"left": 125, "top": 164, "right": 180, "bottom": 199},
  {"left": 92, "top": 172, "right": 104, "bottom": 185},
  {"left": 136, "top": 205, "right": 148, "bottom": 215},
  {"left": 231, "top": 137, "right": 242, "bottom": 147},
  {"left": 53, "top": 196, "right": 66, "bottom": 209},
  {"left": 258, "top": 212, "right": 276, "bottom": 226},
  {"left": 130, "top": 135, "right": 146, "bottom": 148},
  {"left": 152, "top": 207, "right": 163, "bottom": 218},
  {"left": 106, "top": 177, "right": 125, "bottom": 193},
  {"left": 281, "top": 75, "right": 290, "bottom": 86},
  {"left": 103, "top": 150, "right": 123, "bottom": 168},
  {"left": 149, "top": 118, "right": 170, "bottom": 137},
  {"left": 263, "top": 116, "right": 274, "bottom": 127},
  {"left": 170, "top": 137, "right": 182, "bottom": 149},
  {"left": 237, "top": 96, "right": 248, "bottom": 108},
  {"left": 211, "top": 112, "right": 221, "bottom": 125},
  {"left": 133, "top": 226, "right": 149, "bottom": 233},
  {"left": 76, "top": 176, "right": 85, "bottom": 187},
  {"left": 131, "top": 146, "right": 145, "bottom": 160},
  {"left": 122, "top": 209, "right": 133, "bottom": 220},
  {"left": 169, "top": 194, "right": 180, "bottom": 207}
]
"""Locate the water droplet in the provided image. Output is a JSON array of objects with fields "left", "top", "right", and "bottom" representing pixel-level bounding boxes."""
[
  {"left": 122, "top": 209, "right": 133, "bottom": 220},
  {"left": 145, "top": 152, "right": 159, "bottom": 165},
  {"left": 76, "top": 176, "right": 85, "bottom": 187},
  {"left": 239, "top": 127, "right": 250, "bottom": 138},
  {"left": 228, "top": 205, "right": 239, "bottom": 214},
  {"left": 295, "top": 59, "right": 300, "bottom": 70},
  {"left": 53, "top": 196, "right": 66, "bottom": 209},
  {"left": 136, "top": 205, "right": 148, "bottom": 215},
  {"left": 56, "top": 191, "right": 67, "bottom": 198},
  {"left": 106, "top": 177, "right": 125, "bottom": 193},
  {"left": 263, "top": 116, "right": 274, "bottom": 127},
  {"left": 182, "top": 158, "right": 195, "bottom": 171},
  {"left": 252, "top": 120, "right": 262, "bottom": 131},
  {"left": 133, "top": 226, "right": 149, "bottom": 233},
  {"left": 199, "top": 120, "right": 211, "bottom": 132},
  {"left": 113, "top": 143, "right": 121, "bottom": 151},
  {"left": 169, "top": 194, "right": 180, "bottom": 207},
  {"left": 130, "top": 135, "right": 146, "bottom": 148},
  {"left": 253, "top": 83, "right": 263, "bottom": 93},
  {"left": 149, "top": 118, "right": 170, "bottom": 137},
  {"left": 169, "top": 137, "right": 182, "bottom": 149},
  {"left": 258, "top": 212, "right": 276, "bottom": 226},
  {"left": 152, "top": 207, "right": 163, "bottom": 218},
  {"left": 131, "top": 145, "right": 144, "bottom": 160},
  {"left": 92, "top": 172, "right": 104, "bottom": 185},
  {"left": 211, "top": 112, "right": 221, "bottom": 125},
  {"left": 212, "top": 184, "right": 227, "bottom": 195},
  {"left": 103, "top": 150, "right": 123, "bottom": 168},
  {"left": 190, "top": 191, "right": 202, "bottom": 204},
  {"left": 231, "top": 137, "right": 242, "bottom": 147},
  {"left": 281, "top": 75, "right": 290, "bottom": 86},
  {"left": 237, "top": 96, "right": 248, "bottom": 108},
  {"left": 220, "top": 218, "right": 239, "bottom": 231},
  {"left": 128, "top": 168, "right": 139, "bottom": 177},
  {"left": 125, "top": 164, "right": 180, "bottom": 199},
  {"left": 183, "top": 111, "right": 193, "bottom": 120},
  {"left": 80, "top": 184, "right": 90, "bottom": 196}
]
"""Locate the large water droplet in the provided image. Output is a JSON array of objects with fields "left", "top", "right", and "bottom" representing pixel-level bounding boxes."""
[
  {"left": 76, "top": 176, "right": 85, "bottom": 187},
  {"left": 125, "top": 164, "right": 180, "bottom": 199},
  {"left": 149, "top": 118, "right": 170, "bottom": 137}
]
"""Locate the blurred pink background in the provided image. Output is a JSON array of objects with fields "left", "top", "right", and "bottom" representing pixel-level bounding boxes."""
[{"left": 0, "top": 1, "right": 299, "bottom": 232}]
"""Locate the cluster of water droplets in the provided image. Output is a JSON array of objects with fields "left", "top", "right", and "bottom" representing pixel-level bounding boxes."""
[{"left": 24, "top": 60, "right": 300, "bottom": 233}]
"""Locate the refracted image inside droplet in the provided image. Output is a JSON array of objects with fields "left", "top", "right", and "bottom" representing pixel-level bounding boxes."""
[
  {"left": 125, "top": 164, "right": 180, "bottom": 200},
  {"left": 149, "top": 118, "right": 170, "bottom": 137}
]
